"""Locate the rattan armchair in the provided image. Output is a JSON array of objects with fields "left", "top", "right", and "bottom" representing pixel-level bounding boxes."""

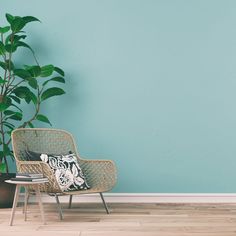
[{"left": 11, "top": 128, "right": 117, "bottom": 219}]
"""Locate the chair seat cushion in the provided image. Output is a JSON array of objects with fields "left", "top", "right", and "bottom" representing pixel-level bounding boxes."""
[{"left": 40, "top": 153, "right": 90, "bottom": 192}]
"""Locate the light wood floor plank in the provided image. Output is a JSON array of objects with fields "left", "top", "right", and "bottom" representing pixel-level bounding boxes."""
[{"left": 0, "top": 203, "right": 236, "bottom": 235}]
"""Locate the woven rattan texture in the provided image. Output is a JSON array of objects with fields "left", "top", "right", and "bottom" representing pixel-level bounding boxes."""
[{"left": 12, "top": 128, "right": 117, "bottom": 195}]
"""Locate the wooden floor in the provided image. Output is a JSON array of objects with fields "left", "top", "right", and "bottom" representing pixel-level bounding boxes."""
[{"left": 1, "top": 202, "right": 236, "bottom": 235}]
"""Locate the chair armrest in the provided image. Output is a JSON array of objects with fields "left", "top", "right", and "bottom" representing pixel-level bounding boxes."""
[
  {"left": 16, "top": 160, "right": 62, "bottom": 193},
  {"left": 79, "top": 159, "right": 117, "bottom": 192}
]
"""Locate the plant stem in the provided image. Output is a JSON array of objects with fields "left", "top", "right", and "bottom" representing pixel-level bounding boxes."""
[
  {"left": 0, "top": 111, "right": 9, "bottom": 174},
  {"left": 5, "top": 79, "right": 24, "bottom": 95},
  {"left": 6, "top": 36, "right": 13, "bottom": 88}
]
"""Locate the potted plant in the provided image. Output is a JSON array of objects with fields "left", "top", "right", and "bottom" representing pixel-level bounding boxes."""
[{"left": 0, "top": 13, "right": 66, "bottom": 207}]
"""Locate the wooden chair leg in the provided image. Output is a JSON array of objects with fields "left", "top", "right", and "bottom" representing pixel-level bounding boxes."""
[
  {"left": 68, "top": 195, "right": 73, "bottom": 209},
  {"left": 100, "top": 193, "right": 110, "bottom": 214},
  {"left": 55, "top": 194, "right": 63, "bottom": 220},
  {"left": 35, "top": 186, "right": 46, "bottom": 225},
  {"left": 9, "top": 185, "right": 20, "bottom": 226},
  {"left": 22, "top": 189, "right": 30, "bottom": 214}
]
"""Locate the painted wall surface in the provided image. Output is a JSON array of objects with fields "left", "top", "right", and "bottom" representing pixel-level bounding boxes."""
[{"left": 2, "top": 0, "right": 236, "bottom": 193}]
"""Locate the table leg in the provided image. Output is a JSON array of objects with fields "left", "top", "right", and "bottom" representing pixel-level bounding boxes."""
[
  {"left": 35, "top": 185, "right": 45, "bottom": 225},
  {"left": 24, "top": 186, "right": 29, "bottom": 221},
  {"left": 9, "top": 185, "right": 20, "bottom": 226}
]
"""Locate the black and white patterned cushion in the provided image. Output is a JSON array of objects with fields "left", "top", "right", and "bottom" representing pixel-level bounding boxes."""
[
  {"left": 25, "top": 150, "right": 44, "bottom": 161},
  {"left": 40, "top": 153, "right": 90, "bottom": 192}
]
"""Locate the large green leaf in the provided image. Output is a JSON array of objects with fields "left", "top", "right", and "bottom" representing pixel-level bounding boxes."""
[
  {"left": 5, "top": 96, "right": 12, "bottom": 105},
  {"left": 25, "top": 95, "right": 31, "bottom": 104},
  {"left": 0, "top": 60, "right": 14, "bottom": 70},
  {"left": 9, "top": 95, "right": 21, "bottom": 104},
  {"left": 26, "top": 65, "right": 41, "bottom": 77},
  {"left": 2, "top": 121, "right": 15, "bottom": 128},
  {"left": 7, "top": 15, "right": 40, "bottom": 33},
  {"left": 5, "top": 43, "right": 17, "bottom": 53},
  {"left": 0, "top": 103, "right": 9, "bottom": 112},
  {"left": 7, "top": 60, "right": 14, "bottom": 70},
  {"left": 4, "top": 110, "right": 22, "bottom": 121},
  {"left": 0, "top": 61, "right": 6, "bottom": 70},
  {"left": 5, "top": 13, "right": 15, "bottom": 25},
  {"left": 0, "top": 78, "right": 7, "bottom": 84},
  {"left": 0, "top": 96, "right": 11, "bottom": 111},
  {"left": 28, "top": 122, "right": 34, "bottom": 128},
  {"left": 6, "top": 60, "right": 14, "bottom": 70},
  {"left": 54, "top": 67, "right": 65, "bottom": 76},
  {"left": 0, "top": 26, "right": 10, "bottom": 34},
  {"left": 36, "top": 114, "right": 51, "bottom": 125},
  {"left": 41, "top": 87, "right": 65, "bottom": 101},
  {"left": 13, "top": 86, "right": 29, "bottom": 98},
  {"left": 28, "top": 78, "right": 38, "bottom": 89},
  {"left": 11, "top": 16, "right": 26, "bottom": 32},
  {"left": 2, "top": 121, "right": 15, "bottom": 130},
  {"left": 5, "top": 33, "right": 26, "bottom": 46},
  {"left": 0, "top": 151, "right": 4, "bottom": 158},
  {"left": 28, "top": 91, "right": 37, "bottom": 105},
  {"left": 43, "top": 76, "right": 65, "bottom": 86},
  {"left": 13, "top": 86, "right": 31, "bottom": 100},
  {"left": 5, "top": 33, "right": 13, "bottom": 45},
  {"left": 14, "top": 69, "right": 32, "bottom": 80},
  {"left": 0, "top": 163, "right": 6, "bottom": 173},
  {"left": 10, "top": 103, "right": 23, "bottom": 112},
  {"left": 0, "top": 42, "right": 6, "bottom": 55},
  {"left": 40, "top": 64, "right": 54, "bottom": 77},
  {"left": 3, "top": 144, "right": 11, "bottom": 155},
  {"left": 16, "top": 41, "right": 34, "bottom": 54},
  {"left": 7, "top": 112, "right": 22, "bottom": 121},
  {"left": 4, "top": 34, "right": 11, "bottom": 45},
  {"left": 5, "top": 60, "right": 14, "bottom": 70},
  {"left": 14, "top": 34, "right": 27, "bottom": 41},
  {"left": 4, "top": 110, "right": 16, "bottom": 116},
  {"left": 22, "top": 16, "right": 40, "bottom": 24},
  {"left": 3, "top": 123, "right": 14, "bottom": 131}
]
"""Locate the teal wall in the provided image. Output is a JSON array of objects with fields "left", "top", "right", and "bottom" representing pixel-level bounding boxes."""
[{"left": 2, "top": 0, "right": 236, "bottom": 193}]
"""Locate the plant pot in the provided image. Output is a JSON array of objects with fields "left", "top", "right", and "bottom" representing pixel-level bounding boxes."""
[{"left": 0, "top": 173, "right": 16, "bottom": 208}]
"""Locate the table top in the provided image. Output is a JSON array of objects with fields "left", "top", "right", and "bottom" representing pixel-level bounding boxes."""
[{"left": 5, "top": 179, "right": 48, "bottom": 185}]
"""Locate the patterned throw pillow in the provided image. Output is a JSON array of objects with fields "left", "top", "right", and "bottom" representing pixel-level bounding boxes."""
[{"left": 40, "top": 153, "right": 90, "bottom": 192}]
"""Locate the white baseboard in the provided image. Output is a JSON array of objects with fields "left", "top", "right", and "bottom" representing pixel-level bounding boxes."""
[{"left": 18, "top": 193, "right": 236, "bottom": 203}]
